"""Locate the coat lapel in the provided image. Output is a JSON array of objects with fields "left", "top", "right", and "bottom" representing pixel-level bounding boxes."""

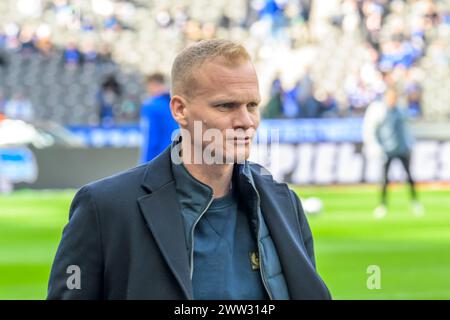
[
  {"left": 137, "top": 144, "right": 329, "bottom": 300},
  {"left": 252, "top": 172, "right": 330, "bottom": 299},
  {"left": 137, "top": 147, "right": 193, "bottom": 299}
]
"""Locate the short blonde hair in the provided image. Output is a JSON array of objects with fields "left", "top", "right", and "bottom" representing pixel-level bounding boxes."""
[{"left": 170, "top": 39, "right": 251, "bottom": 97}]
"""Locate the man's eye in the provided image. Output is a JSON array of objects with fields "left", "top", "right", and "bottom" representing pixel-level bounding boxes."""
[{"left": 217, "top": 103, "right": 235, "bottom": 109}]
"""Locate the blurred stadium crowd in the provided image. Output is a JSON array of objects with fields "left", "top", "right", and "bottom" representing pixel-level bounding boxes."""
[{"left": 0, "top": 0, "right": 449, "bottom": 126}]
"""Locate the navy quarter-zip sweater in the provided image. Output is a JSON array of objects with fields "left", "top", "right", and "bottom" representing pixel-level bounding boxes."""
[{"left": 172, "top": 161, "right": 268, "bottom": 300}]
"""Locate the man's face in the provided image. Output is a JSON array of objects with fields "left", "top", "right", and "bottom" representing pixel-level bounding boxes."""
[
  {"left": 146, "top": 81, "right": 162, "bottom": 96},
  {"left": 384, "top": 90, "right": 397, "bottom": 109},
  {"left": 181, "top": 57, "right": 261, "bottom": 164}
]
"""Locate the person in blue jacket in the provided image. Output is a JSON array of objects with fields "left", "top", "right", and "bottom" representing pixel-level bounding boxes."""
[{"left": 140, "top": 73, "right": 179, "bottom": 163}]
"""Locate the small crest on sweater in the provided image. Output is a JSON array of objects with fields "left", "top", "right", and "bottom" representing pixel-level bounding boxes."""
[{"left": 249, "top": 251, "right": 260, "bottom": 271}]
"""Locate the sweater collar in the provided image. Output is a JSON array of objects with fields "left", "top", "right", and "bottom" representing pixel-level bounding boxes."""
[{"left": 170, "top": 134, "right": 255, "bottom": 216}]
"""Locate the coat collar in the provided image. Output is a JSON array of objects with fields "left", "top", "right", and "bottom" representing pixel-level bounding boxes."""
[
  {"left": 251, "top": 170, "right": 331, "bottom": 299},
  {"left": 138, "top": 143, "right": 193, "bottom": 299},
  {"left": 137, "top": 138, "right": 330, "bottom": 300}
]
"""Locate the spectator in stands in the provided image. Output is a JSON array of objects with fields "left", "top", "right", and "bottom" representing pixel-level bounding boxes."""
[
  {"left": 19, "top": 26, "right": 38, "bottom": 58},
  {"left": 35, "top": 24, "right": 54, "bottom": 56},
  {"left": 294, "top": 69, "right": 321, "bottom": 118},
  {"left": 406, "top": 81, "right": 422, "bottom": 118},
  {"left": 282, "top": 83, "right": 301, "bottom": 118},
  {"left": 345, "top": 73, "right": 373, "bottom": 116},
  {"left": 259, "top": 0, "right": 287, "bottom": 34},
  {"left": 370, "top": 87, "right": 423, "bottom": 219},
  {"left": 0, "top": 90, "right": 6, "bottom": 116},
  {"left": 155, "top": 8, "right": 172, "bottom": 28},
  {"left": 0, "top": 28, "right": 5, "bottom": 48},
  {"left": 299, "top": 0, "right": 312, "bottom": 23},
  {"left": 4, "top": 22, "right": 21, "bottom": 51},
  {"left": 405, "top": 70, "right": 422, "bottom": 118},
  {"left": 81, "top": 39, "right": 98, "bottom": 64},
  {"left": 3, "top": 92, "right": 34, "bottom": 122},
  {"left": 318, "top": 91, "right": 339, "bottom": 118},
  {"left": 0, "top": 50, "right": 7, "bottom": 68},
  {"left": 300, "top": 93, "right": 321, "bottom": 118},
  {"left": 140, "top": 72, "right": 178, "bottom": 163},
  {"left": 96, "top": 43, "right": 113, "bottom": 66},
  {"left": 358, "top": 0, "right": 386, "bottom": 51},
  {"left": 97, "top": 74, "right": 122, "bottom": 126},
  {"left": 104, "top": 15, "right": 121, "bottom": 32},
  {"left": 119, "top": 95, "right": 139, "bottom": 122},
  {"left": 63, "top": 41, "right": 83, "bottom": 66},
  {"left": 262, "top": 73, "right": 284, "bottom": 119}
]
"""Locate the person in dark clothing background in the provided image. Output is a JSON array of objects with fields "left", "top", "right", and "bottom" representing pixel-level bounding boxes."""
[
  {"left": 373, "top": 87, "right": 423, "bottom": 218},
  {"left": 263, "top": 74, "right": 284, "bottom": 119},
  {"left": 97, "top": 74, "right": 122, "bottom": 126},
  {"left": 0, "top": 50, "right": 8, "bottom": 69},
  {"left": 139, "top": 72, "right": 179, "bottom": 163}
]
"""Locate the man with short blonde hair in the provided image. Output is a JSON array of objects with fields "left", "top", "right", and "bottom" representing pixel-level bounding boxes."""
[
  {"left": 48, "top": 39, "right": 330, "bottom": 300},
  {"left": 171, "top": 39, "right": 251, "bottom": 97}
]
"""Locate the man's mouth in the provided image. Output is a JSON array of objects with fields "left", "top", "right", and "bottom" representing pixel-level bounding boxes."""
[{"left": 231, "top": 137, "right": 251, "bottom": 144}]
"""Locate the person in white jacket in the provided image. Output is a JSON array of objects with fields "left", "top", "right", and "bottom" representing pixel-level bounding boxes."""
[{"left": 362, "top": 87, "right": 423, "bottom": 219}]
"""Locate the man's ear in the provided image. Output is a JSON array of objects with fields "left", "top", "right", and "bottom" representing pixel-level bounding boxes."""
[{"left": 170, "top": 95, "right": 188, "bottom": 127}]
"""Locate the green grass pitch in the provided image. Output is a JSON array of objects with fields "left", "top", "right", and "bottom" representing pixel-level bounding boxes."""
[{"left": 0, "top": 185, "right": 449, "bottom": 299}]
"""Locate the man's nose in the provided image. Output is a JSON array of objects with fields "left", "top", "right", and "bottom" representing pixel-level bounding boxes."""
[{"left": 232, "top": 105, "right": 256, "bottom": 129}]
